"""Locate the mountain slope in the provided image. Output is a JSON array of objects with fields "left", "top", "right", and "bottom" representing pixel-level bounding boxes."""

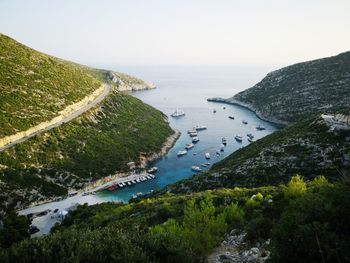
[
  {"left": 210, "top": 51, "right": 350, "bottom": 124},
  {"left": 0, "top": 34, "right": 173, "bottom": 211},
  {"left": 157, "top": 116, "right": 350, "bottom": 194}
]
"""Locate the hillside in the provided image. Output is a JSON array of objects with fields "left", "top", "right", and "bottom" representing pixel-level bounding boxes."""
[
  {"left": 156, "top": 116, "right": 350, "bottom": 194},
  {"left": 0, "top": 35, "right": 173, "bottom": 211},
  {"left": 209, "top": 51, "right": 350, "bottom": 124}
]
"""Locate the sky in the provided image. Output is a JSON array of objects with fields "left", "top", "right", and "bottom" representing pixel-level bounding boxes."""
[{"left": 0, "top": 0, "right": 350, "bottom": 68}]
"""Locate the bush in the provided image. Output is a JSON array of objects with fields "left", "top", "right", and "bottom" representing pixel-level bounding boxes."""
[{"left": 284, "top": 175, "right": 307, "bottom": 198}]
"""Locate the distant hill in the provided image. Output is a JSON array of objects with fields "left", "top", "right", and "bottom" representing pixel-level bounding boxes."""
[{"left": 209, "top": 51, "right": 350, "bottom": 124}]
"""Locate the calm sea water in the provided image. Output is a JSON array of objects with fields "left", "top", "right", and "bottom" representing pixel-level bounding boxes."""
[{"left": 97, "top": 65, "right": 278, "bottom": 202}]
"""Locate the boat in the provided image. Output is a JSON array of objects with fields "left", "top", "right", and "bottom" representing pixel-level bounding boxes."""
[
  {"left": 192, "top": 137, "right": 200, "bottom": 143},
  {"left": 222, "top": 137, "right": 227, "bottom": 145},
  {"left": 247, "top": 133, "right": 254, "bottom": 139},
  {"left": 187, "top": 129, "right": 196, "bottom": 134},
  {"left": 248, "top": 138, "right": 254, "bottom": 143},
  {"left": 242, "top": 120, "right": 248, "bottom": 124},
  {"left": 177, "top": 150, "right": 188, "bottom": 156},
  {"left": 149, "top": 174, "right": 156, "bottom": 179},
  {"left": 235, "top": 135, "right": 243, "bottom": 142},
  {"left": 127, "top": 181, "right": 132, "bottom": 186},
  {"left": 147, "top": 167, "right": 158, "bottom": 173},
  {"left": 118, "top": 183, "right": 124, "bottom": 188},
  {"left": 223, "top": 107, "right": 226, "bottom": 109},
  {"left": 205, "top": 152, "right": 211, "bottom": 159},
  {"left": 191, "top": 166, "right": 202, "bottom": 172},
  {"left": 213, "top": 109, "right": 217, "bottom": 113},
  {"left": 220, "top": 144, "right": 225, "bottom": 151},
  {"left": 256, "top": 125, "right": 266, "bottom": 131},
  {"left": 228, "top": 116, "right": 235, "bottom": 120},
  {"left": 189, "top": 131, "right": 198, "bottom": 137},
  {"left": 216, "top": 150, "right": 220, "bottom": 155},
  {"left": 171, "top": 109, "right": 185, "bottom": 117},
  {"left": 185, "top": 143, "right": 194, "bottom": 150},
  {"left": 194, "top": 125, "right": 207, "bottom": 131}
]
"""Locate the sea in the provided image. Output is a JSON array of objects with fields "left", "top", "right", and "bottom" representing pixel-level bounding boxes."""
[{"left": 97, "top": 65, "right": 278, "bottom": 202}]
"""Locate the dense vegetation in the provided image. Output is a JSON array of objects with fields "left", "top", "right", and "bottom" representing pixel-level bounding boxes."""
[
  {"left": 1, "top": 176, "right": 349, "bottom": 262},
  {"left": 231, "top": 51, "right": 350, "bottom": 123},
  {"left": 155, "top": 117, "right": 350, "bottom": 195},
  {"left": 0, "top": 33, "right": 102, "bottom": 137}
]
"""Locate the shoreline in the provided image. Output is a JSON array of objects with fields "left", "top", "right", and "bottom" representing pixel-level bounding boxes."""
[
  {"left": 207, "top": 97, "right": 288, "bottom": 127},
  {"left": 18, "top": 128, "right": 181, "bottom": 212}
]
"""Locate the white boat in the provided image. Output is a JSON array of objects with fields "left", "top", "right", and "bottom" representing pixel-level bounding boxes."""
[
  {"left": 220, "top": 144, "right": 225, "bottom": 151},
  {"left": 127, "top": 181, "right": 132, "bottom": 186},
  {"left": 192, "top": 137, "right": 200, "bottom": 143},
  {"left": 247, "top": 133, "right": 254, "bottom": 139},
  {"left": 171, "top": 109, "right": 185, "bottom": 117},
  {"left": 185, "top": 143, "right": 194, "bottom": 150},
  {"left": 194, "top": 125, "right": 207, "bottom": 131},
  {"left": 147, "top": 167, "right": 158, "bottom": 173},
  {"left": 187, "top": 129, "right": 196, "bottom": 134},
  {"left": 177, "top": 150, "right": 188, "bottom": 156},
  {"left": 191, "top": 166, "right": 202, "bottom": 172},
  {"left": 242, "top": 120, "right": 248, "bottom": 124},
  {"left": 148, "top": 174, "right": 156, "bottom": 179},
  {"left": 235, "top": 135, "right": 243, "bottom": 142},
  {"left": 189, "top": 131, "right": 198, "bottom": 137},
  {"left": 228, "top": 116, "right": 235, "bottom": 120},
  {"left": 256, "top": 125, "right": 266, "bottom": 131},
  {"left": 205, "top": 152, "right": 211, "bottom": 159},
  {"left": 222, "top": 137, "right": 227, "bottom": 145}
]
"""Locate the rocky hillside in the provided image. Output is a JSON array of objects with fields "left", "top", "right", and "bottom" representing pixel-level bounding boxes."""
[
  {"left": 0, "top": 34, "right": 173, "bottom": 211},
  {"left": 156, "top": 116, "right": 350, "bottom": 194},
  {"left": 209, "top": 51, "right": 350, "bottom": 124}
]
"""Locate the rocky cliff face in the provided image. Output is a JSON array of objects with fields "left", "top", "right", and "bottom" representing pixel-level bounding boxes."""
[
  {"left": 110, "top": 72, "right": 156, "bottom": 91},
  {"left": 216, "top": 51, "right": 350, "bottom": 124}
]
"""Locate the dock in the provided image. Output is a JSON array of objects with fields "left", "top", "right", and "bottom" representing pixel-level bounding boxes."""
[{"left": 95, "top": 173, "right": 156, "bottom": 192}]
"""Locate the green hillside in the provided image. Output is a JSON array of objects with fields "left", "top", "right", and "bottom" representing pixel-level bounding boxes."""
[
  {"left": 0, "top": 34, "right": 103, "bottom": 137},
  {"left": 157, "top": 116, "right": 350, "bottom": 194},
  {"left": 228, "top": 51, "right": 350, "bottom": 124}
]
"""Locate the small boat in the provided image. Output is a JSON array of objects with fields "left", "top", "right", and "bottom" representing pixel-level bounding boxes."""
[
  {"left": 127, "top": 181, "right": 132, "bottom": 186},
  {"left": 191, "top": 166, "right": 202, "bottom": 172},
  {"left": 228, "top": 116, "right": 235, "bottom": 120},
  {"left": 194, "top": 125, "right": 207, "bottom": 131},
  {"left": 248, "top": 138, "right": 254, "bottom": 143},
  {"left": 223, "top": 107, "right": 226, "bottom": 109},
  {"left": 222, "top": 137, "right": 227, "bottom": 145},
  {"left": 192, "top": 137, "right": 200, "bottom": 143},
  {"left": 216, "top": 150, "right": 220, "bottom": 155},
  {"left": 242, "top": 120, "right": 248, "bottom": 124},
  {"left": 118, "top": 183, "right": 124, "bottom": 188},
  {"left": 171, "top": 109, "right": 185, "bottom": 117},
  {"left": 220, "top": 144, "right": 225, "bottom": 151},
  {"left": 213, "top": 109, "right": 217, "bottom": 113},
  {"left": 185, "top": 143, "right": 194, "bottom": 150},
  {"left": 235, "top": 135, "right": 243, "bottom": 142},
  {"left": 205, "top": 152, "right": 211, "bottom": 159},
  {"left": 256, "top": 125, "right": 266, "bottom": 131},
  {"left": 147, "top": 167, "right": 158, "bottom": 173},
  {"left": 136, "top": 179, "right": 141, "bottom": 183},
  {"left": 132, "top": 180, "right": 137, "bottom": 184},
  {"left": 149, "top": 174, "right": 156, "bottom": 179},
  {"left": 189, "top": 131, "right": 198, "bottom": 137},
  {"left": 187, "top": 129, "right": 196, "bottom": 134},
  {"left": 247, "top": 133, "right": 254, "bottom": 139},
  {"left": 177, "top": 150, "right": 188, "bottom": 156}
]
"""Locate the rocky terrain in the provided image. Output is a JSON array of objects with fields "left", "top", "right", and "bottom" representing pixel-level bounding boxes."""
[{"left": 209, "top": 51, "right": 350, "bottom": 124}]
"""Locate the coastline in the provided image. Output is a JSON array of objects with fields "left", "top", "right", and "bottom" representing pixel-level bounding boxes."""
[
  {"left": 18, "top": 128, "right": 181, "bottom": 212},
  {"left": 207, "top": 97, "right": 288, "bottom": 127}
]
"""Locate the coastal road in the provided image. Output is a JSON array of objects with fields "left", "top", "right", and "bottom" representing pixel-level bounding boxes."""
[{"left": 0, "top": 83, "right": 111, "bottom": 152}]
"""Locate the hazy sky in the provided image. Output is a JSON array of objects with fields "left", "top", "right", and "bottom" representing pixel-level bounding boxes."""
[{"left": 0, "top": 0, "right": 349, "bottom": 67}]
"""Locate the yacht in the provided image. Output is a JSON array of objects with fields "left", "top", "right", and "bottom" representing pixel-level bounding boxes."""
[
  {"left": 147, "top": 167, "right": 158, "bottom": 174},
  {"left": 194, "top": 125, "right": 207, "bottom": 131},
  {"left": 192, "top": 137, "right": 200, "bottom": 143},
  {"left": 205, "top": 152, "right": 211, "bottom": 159},
  {"left": 242, "top": 120, "right": 248, "bottom": 124},
  {"left": 191, "top": 166, "right": 202, "bottom": 172},
  {"left": 222, "top": 137, "right": 227, "bottom": 145},
  {"left": 187, "top": 129, "right": 196, "bottom": 134},
  {"left": 185, "top": 143, "right": 194, "bottom": 150},
  {"left": 256, "top": 125, "right": 266, "bottom": 131},
  {"left": 228, "top": 116, "right": 235, "bottom": 120},
  {"left": 189, "top": 131, "right": 198, "bottom": 137},
  {"left": 171, "top": 109, "right": 185, "bottom": 117},
  {"left": 177, "top": 150, "right": 188, "bottom": 156},
  {"left": 235, "top": 135, "right": 243, "bottom": 142},
  {"left": 247, "top": 133, "right": 254, "bottom": 139}
]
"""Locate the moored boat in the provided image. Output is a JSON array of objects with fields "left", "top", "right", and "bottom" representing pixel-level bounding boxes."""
[
  {"left": 205, "top": 152, "right": 211, "bottom": 159},
  {"left": 177, "top": 150, "right": 188, "bottom": 156},
  {"left": 222, "top": 137, "right": 227, "bottom": 145},
  {"left": 235, "top": 135, "right": 243, "bottom": 142},
  {"left": 191, "top": 166, "right": 202, "bottom": 172},
  {"left": 220, "top": 144, "right": 225, "bottom": 151},
  {"left": 185, "top": 143, "right": 194, "bottom": 150},
  {"left": 192, "top": 137, "right": 200, "bottom": 143},
  {"left": 248, "top": 138, "right": 254, "bottom": 143},
  {"left": 247, "top": 133, "right": 254, "bottom": 139},
  {"left": 147, "top": 167, "right": 158, "bottom": 173},
  {"left": 194, "top": 125, "right": 207, "bottom": 131},
  {"left": 171, "top": 109, "right": 185, "bottom": 117},
  {"left": 256, "top": 125, "right": 266, "bottom": 130},
  {"left": 228, "top": 115, "right": 235, "bottom": 120},
  {"left": 242, "top": 120, "right": 248, "bottom": 124},
  {"left": 189, "top": 131, "right": 198, "bottom": 137}
]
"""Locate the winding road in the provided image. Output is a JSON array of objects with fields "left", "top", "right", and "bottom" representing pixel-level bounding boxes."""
[{"left": 0, "top": 83, "right": 111, "bottom": 152}]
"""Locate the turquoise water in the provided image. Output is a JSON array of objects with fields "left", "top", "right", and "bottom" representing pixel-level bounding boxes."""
[{"left": 97, "top": 65, "right": 278, "bottom": 202}]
